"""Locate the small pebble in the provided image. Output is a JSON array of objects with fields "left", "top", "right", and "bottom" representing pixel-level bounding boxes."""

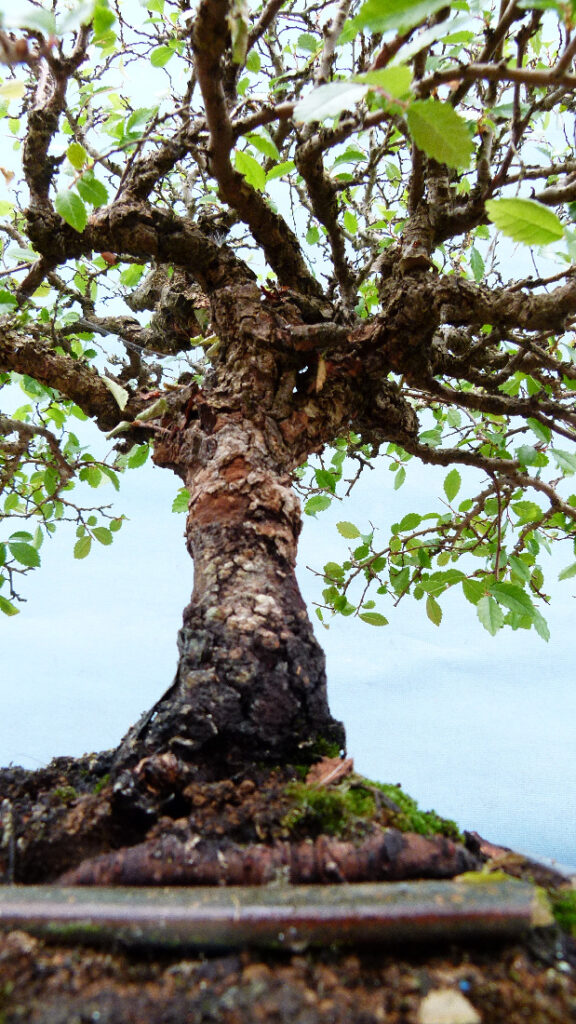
[{"left": 417, "top": 988, "right": 481, "bottom": 1024}]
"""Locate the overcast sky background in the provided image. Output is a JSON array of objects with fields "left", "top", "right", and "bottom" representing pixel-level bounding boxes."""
[{"left": 0, "top": 0, "right": 575, "bottom": 874}]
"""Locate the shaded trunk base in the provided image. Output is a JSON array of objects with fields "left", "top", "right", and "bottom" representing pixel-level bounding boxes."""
[{"left": 112, "top": 606, "right": 345, "bottom": 778}]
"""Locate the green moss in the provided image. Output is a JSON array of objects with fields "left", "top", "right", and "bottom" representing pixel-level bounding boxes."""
[
  {"left": 283, "top": 783, "right": 373, "bottom": 837},
  {"left": 93, "top": 774, "right": 110, "bottom": 795},
  {"left": 551, "top": 888, "right": 576, "bottom": 936},
  {"left": 282, "top": 775, "right": 462, "bottom": 842},
  {"left": 370, "top": 781, "right": 462, "bottom": 841},
  {"left": 52, "top": 785, "right": 78, "bottom": 804}
]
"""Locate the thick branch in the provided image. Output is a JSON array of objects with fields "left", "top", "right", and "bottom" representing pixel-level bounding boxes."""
[
  {"left": 193, "top": 0, "right": 323, "bottom": 297},
  {"left": 0, "top": 327, "right": 125, "bottom": 431}
]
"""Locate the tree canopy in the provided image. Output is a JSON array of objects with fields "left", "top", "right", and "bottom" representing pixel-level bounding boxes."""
[{"left": 2, "top": 0, "right": 576, "bottom": 659}]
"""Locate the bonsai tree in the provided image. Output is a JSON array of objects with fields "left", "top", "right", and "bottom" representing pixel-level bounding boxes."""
[{"left": 2, "top": 0, "right": 576, "bottom": 777}]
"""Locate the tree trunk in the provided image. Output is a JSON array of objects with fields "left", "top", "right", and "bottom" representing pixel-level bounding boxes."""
[{"left": 114, "top": 399, "right": 345, "bottom": 774}]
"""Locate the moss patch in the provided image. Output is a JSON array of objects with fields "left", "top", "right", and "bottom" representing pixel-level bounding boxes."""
[
  {"left": 282, "top": 777, "right": 461, "bottom": 842},
  {"left": 551, "top": 888, "right": 576, "bottom": 936}
]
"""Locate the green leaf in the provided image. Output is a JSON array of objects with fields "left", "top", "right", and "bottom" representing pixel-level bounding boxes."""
[
  {"left": 508, "top": 555, "right": 532, "bottom": 582},
  {"left": 398, "top": 512, "right": 422, "bottom": 531},
  {"left": 552, "top": 449, "right": 576, "bottom": 475},
  {"left": 462, "top": 578, "right": 485, "bottom": 605},
  {"left": 0, "top": 289, "right": 17, "bottom": 315},
  {"left": 55, "top": 190, "right": 88, "bottom": 233},
  {"left": 532, "top": 609, "right": 550, "bottom": 642},
  {"left": 92, "top": 527, "right": 112, "bottom": 545},
  {"left": 489, "top": 581, "right": 534, "bottom": 616},
  {"left": 394, "top": 466, "right": 406, "bottom": 490},
  {"left": 7, "top": 544, "right": 39, "bottom": 569},
  {"left": 359, "top": 611, "right": 389, "bottom": 626},
  {"left": 294, "top": 81, "right": 369, "bottom": 123},
  {"left": 99, "top": 465, "right": 120, "bottom": 491},
  {"left": 74, "top": 536, "right": 92, "bottom": 559},
  {"left": 102, "top": 377, "right": 129, "bottom": 411},
  {"left": 485, "top": 198, "right": 563, "bottom": 246},
  {"left": 470, "top": 247, "right": 484, "bottom": 282},
  {"left": 44, "top": 466, "right": 59, "bottom": 496},
  {"left": 266, "top": 160, "right": 296, "bottom": 181},
  {"left": 120, "top": 264, "right": 146, "bottom": 287},
  {"left": 126, "top": 107, "right": 157, "bottom": 133},
  {"left": 305, "top": 494, "right": 332, "bottom": 515},
  {"left": 93, "top": 0, "right": 116, "bottom": 39},
  {"left": 0, "top": 594, "right": 19, "bottom": 616},
  {"left": 426, "top": 594, "right": 442, "bottom": 626},
  {"left": 67, "top": 143, "right": 88, "bottom": 170},
  {"left": 172, "top": 488, "right": 189, "bottom": 513},
  {"left": 150, "top": 45, "right": 174, "bottom": 67},
  {"left": 246, "top": 50, "right": 261, "bottom": 72},
  {"left": 355, "top": 66, "right": 413, "bottom": 99},
  {"left": 8, "top": 542, "right": 40, "bottom": 568},
  {"left": 0, "top": 81, "right": 26, "bottom": 102},
  {"left": 248, "top": 133, "right": 280, "bottom": 161},
  {"left": 297, "top": 32, "right": 320, "bottom": 52},
  {"left": 234, "top": 150, "right": 267, "bottom": 191},
  {"left": 559, "top": 561, "right": 576, "bottom": 581},
  {"left": 477, "top": 595, "right": 504, "bottom": 636},
  {"left": 527, "top": 417, "right": 551, "bottom": 444},
  {"left": 315, "top": 468, "right": 336, "bottom": 492},
  {"left": 81, "top": 465, "right": 103, "bottom": 488},
  {"left": 344, "top": 0, "right": 451, "bottom": 38},
  {"left": 513, "top": 500, "right": 542, "bottom": 523},
  {"left": 128, "top": 444, "right": 150, "bottom": 469},
  {"left": 77, "top": 171, "right": 108, "bottom": 208},
  {"left": 406, "top": 100, "right": 474, "bottom": 170},
  {"left": 337, "top": 521, "right": 361, "bottom": 539},
  {"left": 443, "top": 468, "right": 461, "bottom": 503}
]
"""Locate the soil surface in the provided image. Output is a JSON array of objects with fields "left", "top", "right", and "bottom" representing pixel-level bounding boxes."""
[{"left": 0, "top": 751, "right": 575, "bottom": 1022}]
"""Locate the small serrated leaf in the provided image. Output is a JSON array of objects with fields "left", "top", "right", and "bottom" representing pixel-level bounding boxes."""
[
  {"left": 150, "top": 45, "right": 173, "bottom": 67},
  {"left": 485, "top": 198, "right": 563, "bottom": 246},
  {"left": 92, "top": 527, "right": 113, "bottom": 545},
  {"left": 77, "top": 171, "right": 108, "bottom": 207},
  {"left": 74, "top": 536, "right": 92, "bottom": 559},
  {"left": 359, "top": 612, "right": 388, "bottom": 626},
  {"left": 477, "top": 594, "right": 504, "bottom": 635},
  {"left": 234, "top": 150, "right": 267, "bottom": 191},
  {"left": 337, "top": 521, "right": 361, "bottom": 539},
  {"left": 443, "top": 469, "right": 461, "bottom": 503},
  {"left": 172, "top": 488, "right": 189, "bottom": 513},
  {"left": 0, "top": 594, "right": 19, "bottom": 616},
  {"left": 406, "top": 100, "right": 473, "bottom": 170},
  {"left": 0, "top": 81, "right": 26, "bottom": 102},
  {"left": 102, "top": 377, "right": 129, "bottom": 411},
  {"left": 55, "top": 190, "right": 88, "bottom": 233},
  {"left": 67, "top": 143, "right": 88, "bottom": 170},
  {"left": 304, "top": 494, "right": 332, "bottom": 515},
  {"left": 426, "top": 594, "right": 442, "bottom": 626},
  {"left": 462, "top": 578, "right": 485, "bottom": 605}
]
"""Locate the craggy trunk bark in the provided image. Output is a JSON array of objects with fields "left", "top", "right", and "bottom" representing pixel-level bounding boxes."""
[
  {"left": 147, "top": 415, "right": 343, "bottom": 764},
  {"left": 114, "top": 283, "right": 346, "bottom": 771}
]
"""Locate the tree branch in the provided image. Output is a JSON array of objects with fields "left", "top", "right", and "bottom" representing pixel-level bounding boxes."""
[{"left": 192, "top": 0, "right": 323, "bottom": 297}]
